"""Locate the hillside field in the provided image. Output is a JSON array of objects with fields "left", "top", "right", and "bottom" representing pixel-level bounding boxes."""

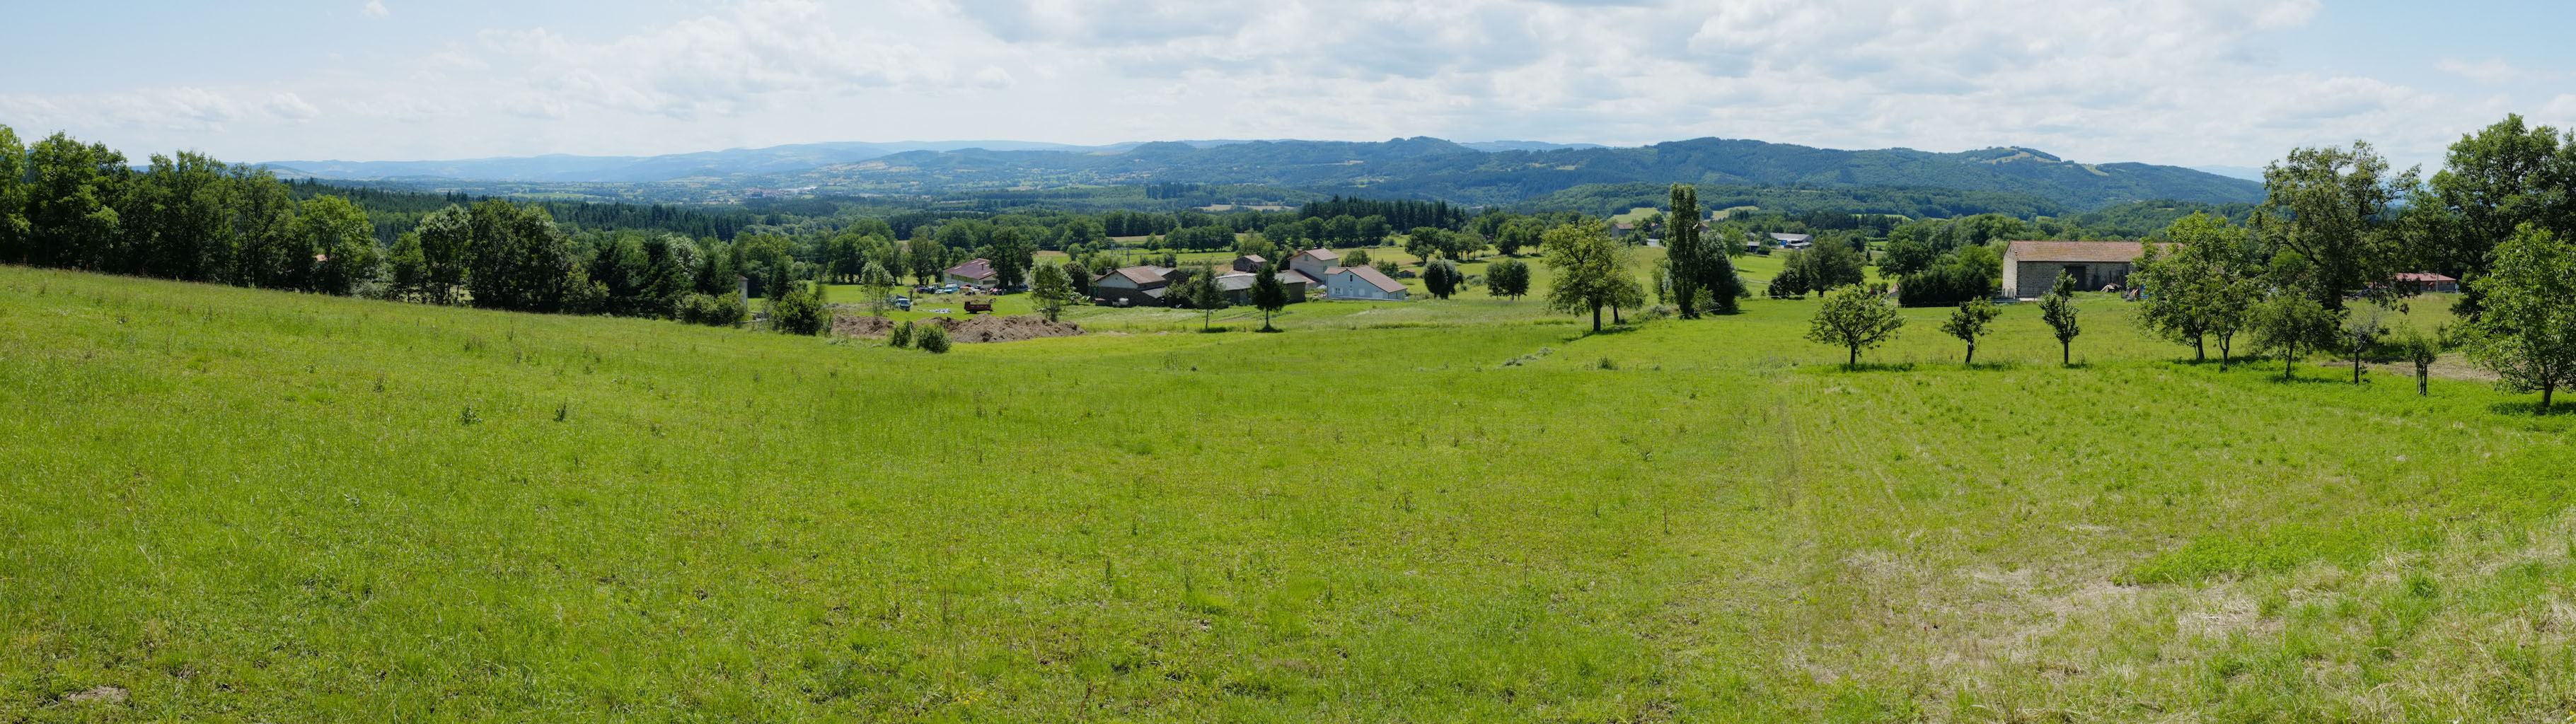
[{"left": 6, "top": 264, "right": 2575, "bottom": 722}]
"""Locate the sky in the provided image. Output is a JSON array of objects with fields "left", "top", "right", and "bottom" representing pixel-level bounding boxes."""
[{"left": 4, "top": 0, "right": 2573, "bottom": 171}]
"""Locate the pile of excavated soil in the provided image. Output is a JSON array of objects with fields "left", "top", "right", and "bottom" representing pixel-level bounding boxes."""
[
  {"left": 830, "top": 314, "right": 1083, "bottom": 344},
  {"left": 932, "top": 315, "right": 1084, "bottom": 343},
  {"left": 832, "top": 315, "right": 898, "bottom": 337}
]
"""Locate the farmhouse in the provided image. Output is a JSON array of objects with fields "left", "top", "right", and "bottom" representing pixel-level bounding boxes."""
[
  {"left": 1324, "top": 264, "right": 1409, "bottom": 300},
  {"left": 2395, "top": 272, "right": 2459, "bottom": 293},
  {"left": 1092, "top": 265, "right": 1175, "bottom": 306},
  {"left": 1288, "top": 248, "right": 1341, "bottom": 281},
  {"left": 943, "top": 258, "right": 998, "bottom": 287},
  {"left": 2002, "top": 241, "right": 2147, "bottom": 298},
  {"left": 1232, "top": 254, "right": 1267, "bottom": 273}
]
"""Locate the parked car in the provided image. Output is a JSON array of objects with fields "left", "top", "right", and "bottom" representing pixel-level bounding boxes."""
[{"left": 890, "top": 295, "right": 912, "bottom": 311}]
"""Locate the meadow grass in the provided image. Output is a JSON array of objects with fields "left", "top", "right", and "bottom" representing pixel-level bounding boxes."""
[{"left": 5, "top": 264, "right": 2575, "bottom": 723}]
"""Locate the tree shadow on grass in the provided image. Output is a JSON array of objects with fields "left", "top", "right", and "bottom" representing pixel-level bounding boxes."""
[
  {"left": 1961, "top": 361, "right": 2021, "bottom": 372},
  {"left": 1821, "top": 362, "right": 1919, "bottom": 373},
  {"left": 2486, "top": 400, "right": 2576, "bottom": 416},
  {"left": 2260, "top": 372, "right": 2346, "bottom": 386},
  {"left": 1562, "top": 325, "right": 1645, "bottom": 342}
]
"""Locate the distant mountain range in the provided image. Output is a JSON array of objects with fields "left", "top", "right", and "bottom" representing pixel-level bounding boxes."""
[
  {"left": 265, "top": 139, "right": 1607, "bottom": 184},
  {"left": 266, "top": 136, "right": 2258, "bottom": 210}
]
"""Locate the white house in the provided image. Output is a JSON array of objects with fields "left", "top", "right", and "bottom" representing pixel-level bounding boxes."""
[
  {"left": 1288, "top": 248, "right": 1341, "bottom": 283},
  {"left": 1324, "top": 265, "right": 1409, "bottom": 300}
]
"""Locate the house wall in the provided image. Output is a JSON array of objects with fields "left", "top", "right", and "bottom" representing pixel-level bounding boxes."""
[
  {"left": 2011, "top": 261, "right": 2132, "bottom": 297},
  {"left": 1325, "top": 274, "right": 1407, "bottom": 300},
  {"left": 1290, "top": 257, "right": 1334, "bottom": 281}
]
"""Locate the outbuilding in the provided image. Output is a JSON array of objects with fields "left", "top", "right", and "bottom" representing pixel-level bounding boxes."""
[
  {"left": 1213, "top": 270, "right": 1312, "bottom": 305},
  {"left": 2002, "top": 241, "right": 2147, "bottom": 298},
  {"left": 1092, "top": 265, "right": 1175, "bottom": 307},
  {"left": 2394, "top": 272, "right": 2459, "bottom": 294}
]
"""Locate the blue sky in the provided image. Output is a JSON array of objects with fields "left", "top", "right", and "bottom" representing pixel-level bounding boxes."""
[{"left": 4, "top": 0, "right": 2572, "bottom": 171}]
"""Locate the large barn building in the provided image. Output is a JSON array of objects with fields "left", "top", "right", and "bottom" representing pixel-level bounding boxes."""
[{"left": 2002, "top": 241, "right": 2149, "bottom": 298}]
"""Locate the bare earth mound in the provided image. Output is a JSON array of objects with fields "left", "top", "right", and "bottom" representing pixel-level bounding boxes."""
[
  {"left": 832, "top": 315, "right": 897, "bottom": 337},
  {"left": 831, "top": 314, "right": 1082, "bottom": 343}
]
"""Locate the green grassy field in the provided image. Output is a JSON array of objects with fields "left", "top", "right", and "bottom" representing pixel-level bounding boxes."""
[{"left": 6, "top": 264, "right": 2575, "bottom": 723}]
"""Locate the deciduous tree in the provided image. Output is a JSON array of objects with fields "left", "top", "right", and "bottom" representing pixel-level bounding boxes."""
[
  {"left": 860, "top": 261, "right": 898, "bottom": 317},
  {"left": 1029, "top": 262, "right": 1071, "bottom": 322},
  {"left": 1486, "top": 258, "right": 1531, "bottom": 300},
  {"left": 2260, "top": 141, "right": 2415, "bottom": 308},
  {"left": 2464, "top": 226, "right": 2576, "bottom": 412},
  {"left": 1807, "top": 284, "right": 1905, "bottom": 368},
  {"left": 2249, "top": 292, "right": 2340, "bottom": 380},
  {"left": 1175, "top": 265, "right": 1228, "bottom": 331},
  {"left": 1542, "top": 221, "right": 1632, "bottom": 332},
  {"left": 1423, "top": 259, "right": 1461, "bottom": 299},
  {"left": 298, "top": 194, "right": 379, "bottom": 296},
  {"left": 1941, "top": 297, "right": 2000, "bottom": 365},
  {"left": 2039, "top": 271, "right": 2081, "bottom": 366}
]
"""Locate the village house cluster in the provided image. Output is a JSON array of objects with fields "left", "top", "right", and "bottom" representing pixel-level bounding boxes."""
[{"left": 1090, "top": 248, "right": 1409, "bottom": 307}]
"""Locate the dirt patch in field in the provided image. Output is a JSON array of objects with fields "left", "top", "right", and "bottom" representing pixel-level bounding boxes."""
[
  {"left": 831, "top": 314, "right": 1083, "bottom": 344},
  {"left": 2309, "top": 351, "right": 2497, "bottom": 383},
  {"left": 64, "top": 685, "right": 127, "bottom": 704},
  {"left": 932, "top": 315, "right": 1084, "bottom": 343}
]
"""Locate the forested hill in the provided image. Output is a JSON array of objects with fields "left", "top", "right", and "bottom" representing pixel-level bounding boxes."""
[{"left": 768, "top": 137, "right": 2261, "bottom": 211}]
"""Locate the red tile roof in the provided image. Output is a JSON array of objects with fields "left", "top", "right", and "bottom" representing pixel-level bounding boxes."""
[
  {"left": 944, "top": 257, "right": 996, "bottom": 280},
  {"left": 2004, "top": 241, "right": 2147, "bottom": 263}
]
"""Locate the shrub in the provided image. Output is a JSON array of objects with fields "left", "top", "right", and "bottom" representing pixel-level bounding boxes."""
[
  {"left": 677, "top": 293, "right": 744, "bottom": 327},
  {"left": 889, "top": 320, "right": 916, "bottom": 349},
  {"left": 916, "top": 323, "right": 952, "bottom": 353},
  {"left": 769, "top": 283, "right": 828, "bottom": 336}
]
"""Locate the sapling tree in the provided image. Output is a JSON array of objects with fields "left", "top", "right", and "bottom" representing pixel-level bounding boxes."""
[
  {"left": 2039, "top": 271, "right": 2081, "bottom": 366},
  {"left": 1176, "top": 266, "right": 1228, "bottom": 331},
  {"left": 2249, "top": 292, "right": 2340, "bottom": 380},
  {"left": 2398, "top": 325, "right": 2441, "bottom": 396},
  {"left": 2341, "top": 305, "right": 2389, "bottom": 384},
  {"left": 1806, "top": 284, "right": 1905, "bottom": 368},
  {"left": 1941, "top": 297, "right": 2001, "bottom": 365}
]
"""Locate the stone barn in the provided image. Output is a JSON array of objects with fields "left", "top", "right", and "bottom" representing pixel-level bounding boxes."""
[{"left": 2002, "top": 241, "right": 2148, "bottom": 298}]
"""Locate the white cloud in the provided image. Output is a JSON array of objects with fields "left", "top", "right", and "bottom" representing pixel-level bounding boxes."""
[
  {"left": 1, "top": 0, "right": 2557, "bottom": 170},
  {"left": 363, "top": 1, "right": 388, "bottom": 18},
  {"left": 2437, "top": 58, "right": 2518, "bottom": 84}
]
